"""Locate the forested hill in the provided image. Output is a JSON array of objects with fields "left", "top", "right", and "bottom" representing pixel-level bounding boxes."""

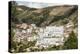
[{"left": 11, "top": 4, "right": 78, "bottom": 27}]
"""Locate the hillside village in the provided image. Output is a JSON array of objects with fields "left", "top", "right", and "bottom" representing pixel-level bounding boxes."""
[
  {"left": 10, "top": 1, "right": 78, "bottom": 53},
  {"left": 12, "top": 21, "right": 74, "bottom": 52}
]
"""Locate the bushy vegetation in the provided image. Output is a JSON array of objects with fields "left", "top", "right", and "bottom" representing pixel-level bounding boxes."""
[{"left": 63, "top": 31, "right": 78, "bottom": 49}]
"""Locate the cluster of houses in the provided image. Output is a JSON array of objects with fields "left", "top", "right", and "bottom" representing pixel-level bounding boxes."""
[
  {"left": 13, "top": 21, "right": 74, "bottom": 50},
  {"left": 35, "top": 26, "right": 64, "bottom": 48},
  {"left": 13, "top": 23, "right": 38, "bottom": 43}
]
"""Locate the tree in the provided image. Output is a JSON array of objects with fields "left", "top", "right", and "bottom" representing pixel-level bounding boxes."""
[{"left": 63, "top": 31, "right": 78, "bottom": 49}]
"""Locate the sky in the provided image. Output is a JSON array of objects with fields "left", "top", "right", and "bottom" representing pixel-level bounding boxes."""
[{"left": 16, "top": 1, "right": 62, "bottom": 8}]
